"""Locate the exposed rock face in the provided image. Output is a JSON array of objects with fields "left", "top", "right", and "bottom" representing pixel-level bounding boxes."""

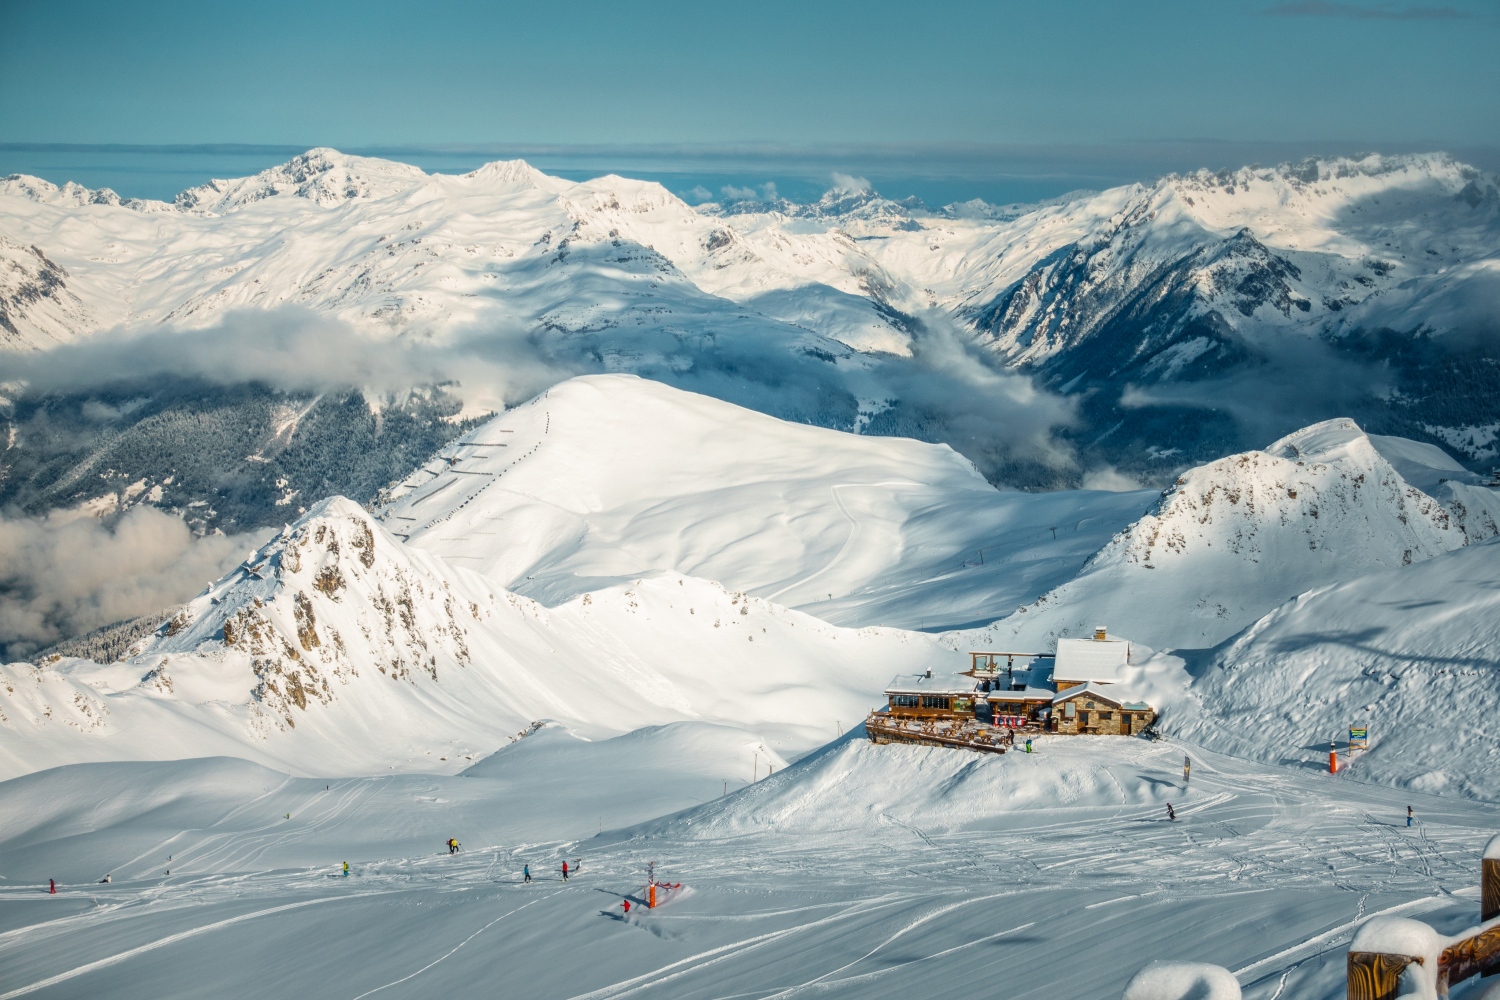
[
  {"left": 0, "top": 237, "right": 93, "bottom": 349},
  {"left": 153, "top": 496, "right": 475, "bottom": 730},
  {"left": 966, "top": 418, "right": 1500, "bottom": 651}
]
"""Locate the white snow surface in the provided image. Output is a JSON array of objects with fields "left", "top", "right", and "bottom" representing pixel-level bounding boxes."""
[
  {"left": 0, "top": 490, "right": 952, "bottom": 780},
  {"left": 381, "top": 374, "right": 1154, "bottom": 630},
  {"left": 0, "top": 376, "right": 1498, "bottom": 996},
  {"left": 1123, "top": 962, "right": 1242, "bottom": 1000},
  {"left": 1161, "top": 536, "right": 1500, "bottom": 800},
  {"left": 2, "top": 734, "right": 1496, "bottom": 1000},
  {"left": 962, "top": 418, "right": 1500, "bottom": 653}
]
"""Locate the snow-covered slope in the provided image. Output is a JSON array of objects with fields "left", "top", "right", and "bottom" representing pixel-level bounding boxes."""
[
  {"left": 4, "top": 149, "right": 1498, "bottom": 499},
  {"left": 0, "top": 493, "right": 957, "bottom": 780},
  {"left": 0, "top": 148, "right": 911, "bottom": 356},
  {"left": 381, "top": 374, "right": 1154, "bottom": 629},
  {"left": 1163, "top": 536, "right": 1500, "bottom": 800},
  {"left": 965, "top": 418, "right": 1500, "bottom": 652}
]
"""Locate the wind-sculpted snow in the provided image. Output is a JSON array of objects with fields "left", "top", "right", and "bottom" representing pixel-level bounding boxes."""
[
  {"left": 1162, "top": 537, "right": 1500, "bottom": 801},
  {"left": 966, "top": 418, "right": 1500, "bottom": 652},
  {"left": 380, "top": 374, "right": 1154, "bottom": 629}
]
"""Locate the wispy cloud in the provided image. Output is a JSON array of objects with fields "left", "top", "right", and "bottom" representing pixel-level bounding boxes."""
[{"left": 1265, "top": 1, "right": 1472, "bottom": 19}]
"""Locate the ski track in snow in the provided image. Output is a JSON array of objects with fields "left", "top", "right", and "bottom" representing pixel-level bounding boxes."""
[{"left": 0, "top": 738, "right": 1493, "bottom": 999}]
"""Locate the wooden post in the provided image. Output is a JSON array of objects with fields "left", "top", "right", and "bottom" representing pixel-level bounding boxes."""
[
  {"left": 1348, "top": 918, "right": 1442, "bottom": 1000},
  {"left": 1346, "top": 952, "right": 1422, "bottom": 1000},
  {"left": 1483, "top": 834, "right": 1500, "bottom": 923}
]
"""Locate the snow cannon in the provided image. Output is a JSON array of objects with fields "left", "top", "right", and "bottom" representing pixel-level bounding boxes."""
[{"left": 1121, "top": 962, "right": 1239, "bottom": 1000}]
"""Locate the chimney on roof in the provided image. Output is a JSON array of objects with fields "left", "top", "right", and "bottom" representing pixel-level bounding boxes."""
[
  {"left": 924, "top": 668, "right": 932, "bottom": 679},
  {"left": 1094, "top": 626, "right": 1108, "bottom": 641}
]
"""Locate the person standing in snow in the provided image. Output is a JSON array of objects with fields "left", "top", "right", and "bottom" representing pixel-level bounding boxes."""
[
  {"left": 1166, "top": 803, "right": 1176, "bottom": 821},
  {"left": 1407, "top": 805, "right": 1414, "bottom": 827},
  {"left": 622, "top": 899, "right": 630, "bottom": 915},
  {"left": 48, "top": 879, "right": 56, "bottom": 894},
  {"left": 562, "top": 861, "right": 569, "bottom": 881},
  {"left": 523, "top": 864, "right": 531, "bottom": 883},
  {"left": 343, "top": 862, "right": 349, "bottom": 877}
]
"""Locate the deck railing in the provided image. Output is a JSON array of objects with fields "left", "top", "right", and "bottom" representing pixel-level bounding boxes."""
[
  {"left": 1121, "top": 835, "right": 1500, "bottom": 1000},
  {"left": 1346, "top": 834, "right": 1500, "bottom": 999},
  {"left": 864, "top": 711, "right": 1024, "bottom": 754}
]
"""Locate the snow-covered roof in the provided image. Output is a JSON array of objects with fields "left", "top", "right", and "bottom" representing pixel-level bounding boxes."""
[
  {"left": 1054, "top": 637, "right": 1130, "bottom": 683},
  {"left": 1052, "top": 682, "right": 1149, "bottom": 710},
  {"left": 986, "top": 687, "right": 1056, "bottom": 703},
  {"left": 885, "top": 673, "right": 979, "bottom": 696}
]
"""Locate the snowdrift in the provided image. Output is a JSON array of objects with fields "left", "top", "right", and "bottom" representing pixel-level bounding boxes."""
[
  {"left": 964, "top": 418, "right": 1500, "bottom": 652},
  {"left": 631, "top": 733, "right": 1190, "bottom": 838},
  {"left": 1162, "top": 537, "right": 1500, "bottom": 800},
  {"left": 383, "top": 374, "right": 1154, "bottom": 629}
]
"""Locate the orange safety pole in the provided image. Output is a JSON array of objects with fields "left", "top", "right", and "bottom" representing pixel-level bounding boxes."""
[
  {"left": 1330, "top": 749, "right": 1338, "bottom": 773},
  {"left": 649, "top": 883, "right": 657, "bottom": 908}
]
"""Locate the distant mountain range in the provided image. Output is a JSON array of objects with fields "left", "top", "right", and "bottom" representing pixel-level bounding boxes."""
[{"left": 2, "top": 149, "right": 1497, "bottom": 530}]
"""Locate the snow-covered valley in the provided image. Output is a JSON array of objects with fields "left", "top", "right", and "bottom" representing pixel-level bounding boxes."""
[
  {"left": 2, "top": 146, "right": 1499, "bottom": 1000},
  {"left": 2, "top": 371, "right": 1499, "bottom": 998}
]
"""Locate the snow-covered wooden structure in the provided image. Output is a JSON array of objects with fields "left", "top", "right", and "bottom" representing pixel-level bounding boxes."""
[
  {"left": 1345, "top": 837, "right": 1500, "bottom": 999},
  {"left": 868, "top": 628, "right": 1157, "bottom": 752},
  {"left": 1053, "top": 627, "right": 1131, "bottom": 691}
]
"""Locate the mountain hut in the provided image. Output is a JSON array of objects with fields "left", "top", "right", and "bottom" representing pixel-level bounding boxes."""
[{"left": 1051, "top": 683, "right": 1155, "bottom": 736}]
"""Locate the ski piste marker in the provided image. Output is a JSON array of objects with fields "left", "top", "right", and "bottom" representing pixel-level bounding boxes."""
[{"left": 645, "top": 861, "right": 683, "bottom": 909}]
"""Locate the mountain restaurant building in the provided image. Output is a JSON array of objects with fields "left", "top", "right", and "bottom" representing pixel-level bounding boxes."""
[
  {"left": 1051, "top": 682, "right": 1155, "bottom": 735},
  {"left": 883, "top": 670, "right": 980, "bottom": 721}
]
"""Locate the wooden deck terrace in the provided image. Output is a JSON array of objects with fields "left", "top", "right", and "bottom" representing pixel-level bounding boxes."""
[{"left": 865, "top": 711, "right": 1039, "bottom": 754}]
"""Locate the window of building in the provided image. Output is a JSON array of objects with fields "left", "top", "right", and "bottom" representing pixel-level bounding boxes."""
[
  {"left": 920, "top": 696, "right": 949, "bottom": 710},
  {"left": 1079, "top": 711, "right": 1091, "bottom": 725},
  {"left": 891, "top": 694, "right": 919, "bottom": 708},
  {"left": 1100, "top": 711, "right": 1113, "bottom": 721},
  {"left": 1064, "top": 702, "right": 1076, "bottom": 718}
]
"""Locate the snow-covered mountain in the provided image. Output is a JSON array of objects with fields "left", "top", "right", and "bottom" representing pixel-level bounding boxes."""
[
  {"left": 2, "top": 148, "right": 1497, "bottom": 522},
  {"left": 964, "top": 417, "right": 1500, "bottom": 652},
  {"left": 1163, "top": 535, "right": 1500, "bottom": 799},
  {"left": 378, "top": 374, "right": 1155, "bottom": 630},
  {"left": 0, "top": 490, "right": 958, "bottom": 780}
]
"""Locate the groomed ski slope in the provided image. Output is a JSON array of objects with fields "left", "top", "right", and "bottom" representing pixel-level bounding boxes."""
[{"left": 1, "top": 734, "right": 1495, "bottom": 1000}]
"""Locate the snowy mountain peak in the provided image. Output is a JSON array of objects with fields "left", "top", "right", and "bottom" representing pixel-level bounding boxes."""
[
  {"left": 139, "top": 494, "right": 480, "bottom": 729},
  {"left": 172, "top": 148, "right": 429, "bottom": 214},
  {"left": 458, "top": 157, "right": 570, "bottom": 193},
  {"left": 1265, "top": 416, "right": 1379, "bottom": 464},
  {"left": 0, "top": 173, "right": 171, "bottom": 211},
  {"left": 972, "top": 419, "right": 1500, "bottom": 651}
]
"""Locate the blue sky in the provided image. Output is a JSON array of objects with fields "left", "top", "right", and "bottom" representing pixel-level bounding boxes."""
[{"left": 2, "top": 0, "right": 1496, "bottom": 147}]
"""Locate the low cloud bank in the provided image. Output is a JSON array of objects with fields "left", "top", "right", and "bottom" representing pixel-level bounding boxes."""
[
  {"left": 1, "top": 307, "right": 570, "bottom": 417},
  {"left": 0, "top": 506, "right": 262, "bottom": 662}
]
